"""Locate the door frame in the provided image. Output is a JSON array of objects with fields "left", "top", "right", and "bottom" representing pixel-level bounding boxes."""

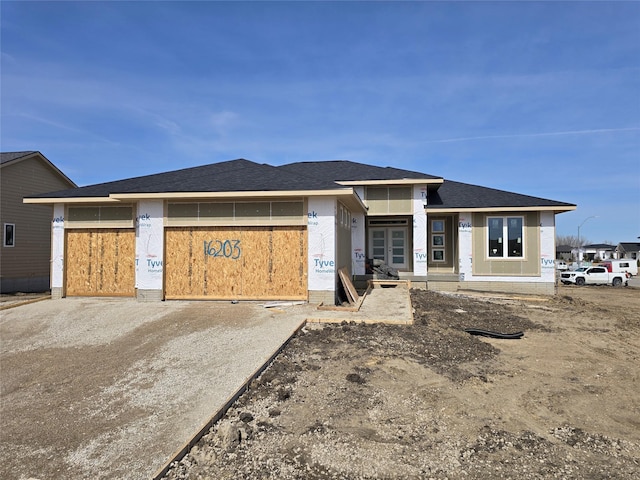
[{"left": 366, "top": 217, "right": 411, "bottom": 271}]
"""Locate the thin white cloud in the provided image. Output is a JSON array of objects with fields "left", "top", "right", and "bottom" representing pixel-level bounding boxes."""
[
  {"left": 15, "top": 113, "right": 122, "bottom": 146},
  {"left": 209, "top": 111, "right": 240, "bottom": 136},
  {"left": 423, "top": 127, "right": 640, "bottom": 144}
]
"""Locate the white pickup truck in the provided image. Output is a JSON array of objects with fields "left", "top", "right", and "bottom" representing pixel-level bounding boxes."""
[{"left": 560, "top": 266, "right": 629, "bottom": 287}]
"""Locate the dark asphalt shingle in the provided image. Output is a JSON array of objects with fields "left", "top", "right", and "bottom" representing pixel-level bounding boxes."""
[
  {"left": 0, "top": 151, "right": 38, "bottom": 165},
  {"left": 427, "top": 180, "right": 575, "bottom": 209},
  {"left": 24, "top": 157, "right": 576, "bottom": 210},
  {"left": 279, "top": 160, "right": 441, "bottom": 182}
]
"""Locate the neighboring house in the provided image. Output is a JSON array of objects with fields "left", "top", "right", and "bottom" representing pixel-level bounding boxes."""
[
  {"left": 576, "top": 243, "right": 617, "bottom": 262},
  {"left": 24, "top": 159, "right": 575, "bottom": 302},
  {"left": 556, "top": 244, "right": 573, "bottom": 261},
  {"left": 617, "top": 242, "right": 640, "bottom": 261},
  {"left": 1, "top": 151, "right": 76, "bottom": 293}
]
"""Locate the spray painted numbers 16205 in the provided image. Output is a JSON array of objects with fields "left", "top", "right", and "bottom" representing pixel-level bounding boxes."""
[{"left": 204, "top": 240, "right": 241, "bottom": 259}]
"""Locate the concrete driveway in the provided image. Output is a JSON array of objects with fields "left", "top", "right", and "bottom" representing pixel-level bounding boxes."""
[{"left": 0, "top": 297, "right": 309, "bottom": 480}]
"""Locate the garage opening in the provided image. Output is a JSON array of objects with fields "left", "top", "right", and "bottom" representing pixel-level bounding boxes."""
[
  {"left": 65, "top": 228, "right": 136, "bottom": 296},
  {"left": 165, "top": 226, "right": 307, "bottom": 300}
]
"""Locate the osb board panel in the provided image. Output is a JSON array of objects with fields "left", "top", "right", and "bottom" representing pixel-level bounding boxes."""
[
  {"left": 65, "top": 229, "right": 135, "bottom": 296},
  {"left": 164, "top": 226, "right": 307, "bottom": 299}
]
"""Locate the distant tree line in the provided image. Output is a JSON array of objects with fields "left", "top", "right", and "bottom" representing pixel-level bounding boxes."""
[{"left": 556, "top": 235, "right": 589, "bottom": 248}]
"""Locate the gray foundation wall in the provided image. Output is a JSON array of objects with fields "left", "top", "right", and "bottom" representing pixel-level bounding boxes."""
[
  {"left": 137, "top": 289, "right": 164, "bottom": 302},
  {"left": 428, "top": 281, "right": 556, "bottom": 296},
  {"left": 308, "top": 290, "right": 335, "bottom": 306}
]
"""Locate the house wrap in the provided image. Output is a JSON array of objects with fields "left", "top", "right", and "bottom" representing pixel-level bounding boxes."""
[{"left": 24, "top": 159, "right": 576, "bottom": 302}]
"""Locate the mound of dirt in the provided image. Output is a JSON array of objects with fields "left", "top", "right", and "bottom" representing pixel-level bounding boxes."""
[{"left": 162, "top": 287, "right": 640, "bottom": 480}]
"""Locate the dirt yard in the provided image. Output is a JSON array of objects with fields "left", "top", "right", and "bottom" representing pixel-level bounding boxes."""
[{"left": 163, "top": 285, "right": 640, "bottom": 479}]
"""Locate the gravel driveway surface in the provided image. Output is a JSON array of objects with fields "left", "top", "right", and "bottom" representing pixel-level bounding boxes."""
[{"left": 0, "top": 297, "right": 309, "bottom": 480}]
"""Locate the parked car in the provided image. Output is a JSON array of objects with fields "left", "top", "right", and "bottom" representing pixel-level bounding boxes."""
[
  {"left": 601, "top": 259, "right": 638, "bottom": 277},
  {"left": 555, "top": 260, "right": 568, "bottom": 271},
  {"left": 560, "top": 266, "right": 629, "bottom": 287}
]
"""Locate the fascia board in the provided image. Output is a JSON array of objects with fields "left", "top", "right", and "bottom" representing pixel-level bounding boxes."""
[
  {"left": 425, "top": 205, "right": 577, "bottom": 214},
  {"left": 24, "top": 189, "right": 365, "bottom": 213},
  {"left": 336, "top": 178, "right": 443, "bottom": 186},
  {"left": 24, "top": 197, "right": 119, "bottom": 204},
  {"left": 109, "top": 189, "right": 354, "bottom": 200}
]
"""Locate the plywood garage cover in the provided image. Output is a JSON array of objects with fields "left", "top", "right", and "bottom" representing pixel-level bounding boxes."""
[
  {"left": 165, "top": 226, "right": 307, "bottom": 300},
  {"left": 65, "top": 229, "right": 136, "bottom": 296}
]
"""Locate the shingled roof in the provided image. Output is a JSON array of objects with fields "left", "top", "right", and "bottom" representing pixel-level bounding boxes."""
[
  {"left": 278, "top": 160, "right": 441, "bottom": 182},
  {"left": 0, "top": 151, "right": 38, "bottom": 165},
  {"left": 24, "top": 157, "right": 575, "bottom": 212},
  {"left": 29, "top": 159, "right": 341, "bottom": 199},
  {"left": 1, "top": 151, "right": 77, "bottom": 188},
  {"left": 618, "top": 242, "right": 640, "bottom": 253},
  {"left": 426, "top": 179, "right": 575, "bottom": 210}
]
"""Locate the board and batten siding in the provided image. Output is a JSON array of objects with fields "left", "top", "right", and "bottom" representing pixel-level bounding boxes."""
[{"left": 0, "top": 157, "right": 74, "bottom": 292}]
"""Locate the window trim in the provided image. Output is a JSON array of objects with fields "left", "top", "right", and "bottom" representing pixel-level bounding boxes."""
[
  {"left": 431, "top": 219, "right": 446, "bottom": 262},
  {"left": 487, "top": 215, "right": 525, "bottom": 260},
  {"left": 3, "top": 223, "right": 15, "bottom": 247}
]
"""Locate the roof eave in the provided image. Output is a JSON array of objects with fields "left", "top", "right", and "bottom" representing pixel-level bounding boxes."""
[
  {"left": 2, "top": 151, "right": 77, "bottom": 188},
  {"left": 24, "top": 188, "right": 369, "bottom": 213},
  {"left": 425, "top": 205, "right": 577, "bottom": 214},
  {"left": 336, "top": 178, "right": 443, "bottom": 186},
  {"left": 23, "top": 196, "right": 119, "bottom": 204}
]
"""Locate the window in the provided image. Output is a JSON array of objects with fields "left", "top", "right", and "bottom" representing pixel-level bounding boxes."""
[
  {"left": 431, "top": 219, "right": 445, "bottom": 262},
  {"left": 167, "top": 200, "right": 304, "bottom": 225},
  {"left": 4, "top": 223, "right": 15, "bottom": 247},
  {"left": 487, "top": 216, "right": 524, "bottom": 258},
  {"left": 67, "top": 205, "right": 134, "bottom": 227}
]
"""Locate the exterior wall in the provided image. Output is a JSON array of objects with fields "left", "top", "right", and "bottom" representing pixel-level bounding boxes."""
[
  {"left": 471, "top": 211, "right": 540, "bottom": 276},
  {"left": 539, "top": 211, "right": 556, "bottom": 282},
  {"left": 351, "top": 187, "right": 366, "bottom": 275},
  {"left": 351, "top": 211, "right": 366, "bottom": 275},
  {"left": 0, "top": 158, "right": 74, "bottom": 293},
  {"left": 427, "top": 215, "right": 457, "bottom": 272},
  {"left": 307, "top": 196, "right": 336, "bottom": 304},
  {"left": 412, "top": 185, "right": 428, "bottom": 277},
  {"left": 54, "top": 198, "right": 313, "bottom": 301},
  {"left": 51, "top": 204, "right": 65, "bottom": 293},
  {"left": 136, "top": 199, "right": 164, "bottom": 300},
  {"left": 454, "top": 210, "right": 557, "bottom": 294},
  {"left": 365, "top": 186, "right": 413, "bottom": 215},
  {"left": 336, "top": 201, "right": 352, "bottom": 274}
]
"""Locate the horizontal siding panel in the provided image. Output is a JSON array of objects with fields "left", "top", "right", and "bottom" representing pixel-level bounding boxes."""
[{"left": 1, "top": 158, "right": 74, "bottom": 281}]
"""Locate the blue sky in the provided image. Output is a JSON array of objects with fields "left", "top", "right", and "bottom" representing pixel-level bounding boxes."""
[{"left": 2, "top": 1, "right": 639, "bottom": 244}]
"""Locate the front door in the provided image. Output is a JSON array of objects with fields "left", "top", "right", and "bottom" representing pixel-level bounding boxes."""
[{"left": 369, "top": 227, "right": 408, "bottom": 269}]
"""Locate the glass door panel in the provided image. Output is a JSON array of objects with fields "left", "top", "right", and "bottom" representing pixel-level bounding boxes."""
[
  {"left": 390, "top": 229, "right": 407, "bottom": 268},
  {"left": 369, "top": 227, "right": 407, "bottom": 269},
  {"left": 371, "top": 229, "right": 386, "bottom": 261}
]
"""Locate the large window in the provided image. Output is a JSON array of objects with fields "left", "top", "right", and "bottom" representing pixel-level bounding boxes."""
[{"left": 488, "top": 216, "right": 524, "bottom": 258}]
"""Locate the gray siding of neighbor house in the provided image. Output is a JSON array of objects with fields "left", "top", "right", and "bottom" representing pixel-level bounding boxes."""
[{"left": 0, "top": 158, "right": 74, "bottom": 292}]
